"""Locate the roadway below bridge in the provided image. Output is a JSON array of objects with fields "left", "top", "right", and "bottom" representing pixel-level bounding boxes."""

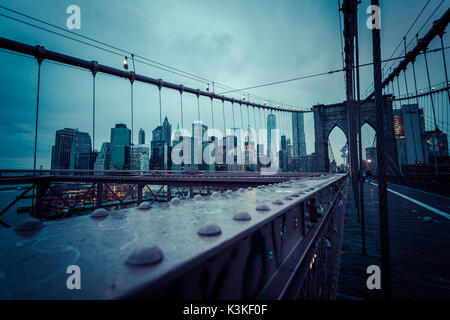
[{"left": 337, "top": 182, "right": 450, "bottom": 300}]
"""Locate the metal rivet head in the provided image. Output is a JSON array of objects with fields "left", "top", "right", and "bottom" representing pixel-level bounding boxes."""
[
  {"left": 194, "top": 195, "right": 203, "bottom": 201},
  {"left": 291, "top": 194, "right": 300, "bottom": 197},
  {"left": 91, "top": 208, "right": 109, "bottom": 218},
  {"left": 272, "top": 200, "right": 284, "bottom": 205},
  {"left": 225, "top": 190, "right": 233, "bottom": 196},
  {"left": 238, "top": 188, "right": 245, "bottom": 193},
  {"left": 137, "top": 202, "right": 152, "bottom": 210},
  {"left": 256, "top": 204, "right": 271, "bottom": 211},
  {"left": 233, "top": 211, "right": 252, "bottom": 221},
  {"left": 125, "top": 246, "right": 163, "bottom": 266},
  {"left": 284, "top": 196, "right": 293, "bottom": 200},
  {"left": 211, "top": 192, "right": 220, "bottom": 198},
  {"left": 15, "top": 218, "right": 43, "bottom": 232},
  {"left": 247, "top": 187, "right": 253, "bottom": 191},
  {"left": 197, "top": 223, "right": 222, "bottom": 236},
  {"left": 111, "top": 209, "right": 127, "bottom": 219},
  {"left": 170, "top": 198, "right": 181, "bottom": 206}
]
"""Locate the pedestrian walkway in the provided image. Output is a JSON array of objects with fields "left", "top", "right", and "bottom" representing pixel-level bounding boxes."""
[{"left": 337, "top": 182, "right": 450, "bottom": 300}]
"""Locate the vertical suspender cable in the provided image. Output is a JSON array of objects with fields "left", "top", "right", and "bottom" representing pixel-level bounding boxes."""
[
  {"left": 222, "top": 99, "right": 226, "bottom": 136},
  {"left": 439, "top": 33, "right": 450, "bottom": 103},
  {"left": 158, "top": 80, "right": 163, "bottom": 126},
  {"left": 130, "top": 74, "right": 135, "bottom": 145},
  {"left": 397, "top": 75, "right": 408, "bottom": 165},
  {"left": 423, "top": 50, "right": 439, "bottom": 130},
  {"left": 411, "top": 60, "right": 420, "bottom": 104},
  {"left": 423, "top": 49, "right": 440, "bottom": 174},
  {"left": 32, "top": 56, "right": 43, "bottom": 210},
  {"left": 33, "top": 60, "right": 42, "bottom": 177},
  {"left": 210, "top": 97, "right": 215, "bottom": 129},
  {"left": 402, "top": 38, "right": 418, "bottom": 168},
  {"left": 196, "top": 91, "right": 201, "bottom": 121},
  {"left": 247, "top": 104, "right": 250, "bottom": 128},
  {"left": 403, "top": 38, "right": 410, "bottom": 102},
  {"left": 231, "top": 102, "right": 236, "bottom": 129},
  {"left": 92, "top": 71, "right": 96, "bottom": 169},
  {"left": 253, "top": 106, "right": 257, "bottom": 131},
  {"left": 240, "top": 103, "right": 244, "bottom": 130},
  {"left": 179, "top": 87, "right": 184, "bottom": 129}
]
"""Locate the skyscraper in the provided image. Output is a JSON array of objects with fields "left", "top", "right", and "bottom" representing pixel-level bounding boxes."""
[
  {"left": 267, "top": 113, "right": 276, "bottom": 156},
  {"left": 138, "top": 128, "right": 145, "bottom": 145},
  {"left": 110, "top": 123, "right": 131, "bottom": 170},
  {"left": 131, "top": 144, "right": 150, "bottom": 171},
  {"left": 69, "top": 131, "right": 92, "bottom": 170},
  {"left": 51, "top": 128, "right": 91, "bottom": 170},
  {"left": 393, "top": 104, "right": 427, "bottom": 166},
  {"left": 94, "top": 142, "right": 110, "bottom": 172},
  {"left": 150, "top": 117, "right": 172, "bottom": 170},
  {"left": 292, "top": 112, "right": 306, "bottom": 157}
]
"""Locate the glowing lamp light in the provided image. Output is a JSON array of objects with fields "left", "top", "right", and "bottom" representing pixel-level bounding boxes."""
[
  {"left": 206, "top": 83, "right": 210, "bottom": 92},
  {"left": 367, "top": 159, "right": 372, "bottom": 163},
  {"left": 123, "top": 56, "right": 128, "bottom": 70}
]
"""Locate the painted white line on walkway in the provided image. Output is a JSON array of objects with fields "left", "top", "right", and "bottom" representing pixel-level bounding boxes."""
[{"left": 369, "top": 182, "right": 450, "bottom": 220}]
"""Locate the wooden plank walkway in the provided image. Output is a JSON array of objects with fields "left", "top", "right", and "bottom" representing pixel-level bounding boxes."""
[{"left": 337, "top": 182, "right": 450, "bottom": 300}]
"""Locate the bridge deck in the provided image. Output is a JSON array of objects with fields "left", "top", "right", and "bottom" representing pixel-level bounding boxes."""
[{"left": 337, "top": 182, "right": 450, "bottom": 300}]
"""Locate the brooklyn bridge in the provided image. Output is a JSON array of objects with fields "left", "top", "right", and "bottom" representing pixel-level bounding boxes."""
[{"left": 0, "top": 0, "right": 449, "bottom": 300}]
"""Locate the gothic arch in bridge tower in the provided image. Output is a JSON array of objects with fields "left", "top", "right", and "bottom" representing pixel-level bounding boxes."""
[{"left": 312, "top": 95, "right": 399, "bottom": 172}]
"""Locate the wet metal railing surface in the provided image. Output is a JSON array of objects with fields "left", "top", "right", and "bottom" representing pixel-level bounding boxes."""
[{"left": 0, "top": 174, "right": 348, "bottom": 299}]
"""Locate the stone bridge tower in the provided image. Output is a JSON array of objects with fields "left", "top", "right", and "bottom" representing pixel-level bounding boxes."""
[{"left": 313, "top": 95, "right": 398, "bottom": 172}]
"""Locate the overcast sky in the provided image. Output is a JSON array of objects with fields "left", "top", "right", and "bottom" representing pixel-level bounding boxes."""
[{"left": 0, "top": 0, "right": 448, "bottom": 168}]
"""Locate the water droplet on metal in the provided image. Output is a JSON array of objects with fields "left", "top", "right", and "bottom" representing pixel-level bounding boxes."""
[
  {"left": 238, "top": 188, "right": 245, "bottom": 193},
  {"left": 233, "top": 211, "right": 251, "bottom": 221},
  {"left": 256, "top": 204, "right": 271, "bottom": 211},
  {"left": 15, "top": 218, "right": 43, "bottom": 232},
  {"left": 247, "top": 187, "right": 253, "bottom": 191},
  {"left": 197, "top": 223, "right": 222, "bottom": 236},
  {"left": 272, "top": 200, "right": 284, "bottom": 205},
  {"left": 170, "top": 198, "right": 181, "bottom": 206},
  {"left": 194, "top": 195, "right": 203, "bottom": 201},
  {"left": 125, "top": 246, "right": 163, "bottom": 266},
  {"left": 91, "top": 208, "right": 109, "bottom": 218},
  {"left": 211, "top": 192, "right": 220, "bottom": 198},
  {"left": 225, "top": 190, "right": 233, "bottom": 196},
  {"left": 137, "top": 202, "right": 152, "bottom": 210}
]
